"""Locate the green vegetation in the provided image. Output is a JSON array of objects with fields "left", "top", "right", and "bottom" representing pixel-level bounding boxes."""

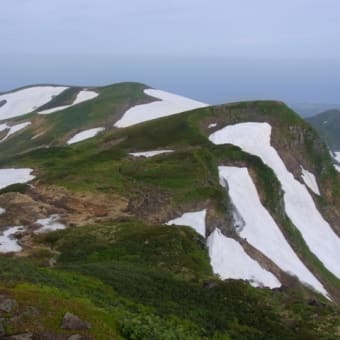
[
  {"left": 0, "top": 85, "right": 339, "bottom": 338},
  {"left": 0, "top": 82, "right": 150, "bottom": 162},
  {"left": 41, "top": 220, "right": 212, "bottom": 280},
  {"left": 0, "top": 220, "right": 339, "bottom": 339},
  {"left": 0, "top": 183, "right": 29, "bottom": 194}
]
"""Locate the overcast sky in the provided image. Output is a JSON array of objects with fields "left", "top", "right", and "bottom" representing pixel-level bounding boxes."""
[
  {"left": 1, "top": 1, "right": 340, "bottom": 106},
  {"left": 2, "top": 0, "right": 340, "bottom": 58}
]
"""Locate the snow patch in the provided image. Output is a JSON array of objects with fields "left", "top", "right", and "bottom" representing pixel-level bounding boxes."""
[
  {"left": 67, "top": 127, "right": 105, "bottom": 145},
  {"left": 72, "top": 90, "right": 98, "bottom": 104},
  {"left": 39, "top": 90, "right": 98, "bottom": 114},
  {"left": 34, "top": 215, "right": 66, "bottom": 234},
  {"left": 166, "top": 210, "right": 206, "bottom": 237},
  {"left": 0, "top": 168, "right": 35, "bottom": 189},
  {"left": 0, "top": 122, "right": 31, "bottom": 142},
  {"left": 0, "top": 86, "right": 68, "bottom": 120},
  {"left": 114, "top": 89, "right": 208, "bottom": 128},
  {"left": 331, "top": 151, "right": 340, "bottom": 172},
  {"left": 207, "top": 229, "right": 281, "bottom": 288},
  {"left": 208, "top": 123, "right": 217, "bottom": 128},
  {"left": 333, "top": 151, "right": 340, "bottom": 163},
  {"left": 166, "top": 208, "right": 281, "bottom": 289},
  {"left": 301, "top": 166, "right": 320, "bottom": 195},
  {"left": 0, "top": 208, "right": 6, "bottom": 215},
  {"left": 209, "top": 122, "right": 340, "bottom": 279},
  {"left": 219, "top": 166, "right": 328, "bottom": 297},
  {"left": 129, "top": 150, "right": 174, "bottom": 158},
  {"left": 0, "top": 226, "right": 24, "bottom": 253}
]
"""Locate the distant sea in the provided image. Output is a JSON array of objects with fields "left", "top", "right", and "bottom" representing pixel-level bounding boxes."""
[{"left": 1, "top": 54, "right": 340, "bottom": 116}]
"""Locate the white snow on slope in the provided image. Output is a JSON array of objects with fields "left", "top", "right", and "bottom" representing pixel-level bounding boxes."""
[
  {"left": 73, "top": 90, "right": 98, "bottom": 105},
  {"left": 34, "top": 215, "right": 66, "bottom": 234},
  {"left": 0, "top": 226, "right": 24, "bottom": 253},
  {"left": 67, "top": 127, "right": 105, "bottom": 145},
  {"left": 0, "top": 168, "right": 35, "bottom": 189},
  {"left": 334, "top": 152, "right": 340, "bottom": 163},
  {"left": 166, "top": 210, "right": 206, "bottom": 237},
  {"left": 208, "top": 123, "right": 217, "bottom": 128},
  {"left": 209, "top": 122, "right": 340, "bottom": 278},
  {"left": 39, "top": 90, "right": 98, "bottom": 114},
  {"left": 0, "top": 208, "right": 5, "bottom": 215},
  {"left": 219, "top": 166, "right": 328, "bottom": 297},
  {"left": 0, "top": 122, "right": 31, "bottom": 142},
  {"left": 0, "top": 86, "right": 68, "bottom": 120},
  {"left": 330, "top": 151, "right": 340, "bottom": 172},
  {"left": 129, "top": 150, "right": 174, "bottom": 158},
  {"left": 166, "top": 209, "right": 280, "bottom": 288},
  {"left": 207, "top": 229, "right": 281, "bottom": 288},
  {"left": 301, "top": 167, "right": 320, "bottom": 195},
  {"left": 114, "top": 89, "right": 208, "bottom": 128}
]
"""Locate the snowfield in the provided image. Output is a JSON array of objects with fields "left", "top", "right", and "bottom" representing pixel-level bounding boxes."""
[
  {"left": 0, "top": 226, "right": 24, "bottom": 253},
  {"left": 0, "top": 122, "right": 31, "bottom": 142},
  {"left": 129, "top": 150, "right": 174, "bottom": 158},
  {"left": 207, "top": 229, "right": 281, "bottom": 288},
  {"left": 332, "top": 152, "right": 340, "bottom": 172},
  {"left": 39, "top": 90, "right": 98, "bottom": 114},
  {"left": 166, "top": 210, "right": 206, "bottom": 237},
  {"left": 0, "top": 86, "right": 68, "bottom": 120},
  {"left": 0, "top": 168, "right": 35, "bottom": 189},
  {"left": 218, "top": 166, "right": 328, "bottom": 297},
  {"left": 114, "top": 89, "right": 208, "bottom": 128},
  {"left": 67, "top": 127, "right": 105, "bottom": 145},
  {"left": 334, "top": 152, "right": 340, "bottom": 163},
  {"left": 209, "top": 122, "right": 340, "bottom": 279},
  {"left": 301, "top": 166, "right": 320, "bottom": 195},
  {"left": 34, "top": 215, "right": 66, "bottom": 234},
  {"left": 166, "top": 209, "right": 280, "bottom": 288}
]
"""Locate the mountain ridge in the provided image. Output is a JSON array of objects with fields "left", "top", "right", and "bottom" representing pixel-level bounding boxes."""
[{"left": 0, "top": 82, "right": 338, "bottom": 338}]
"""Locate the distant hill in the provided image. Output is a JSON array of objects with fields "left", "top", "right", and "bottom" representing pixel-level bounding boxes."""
[
  {"left": 307, "top": 109, "right": 340, "bottom": 150},
  {"left": 289, "top": 103, "right": 340, "bottom": 117}
]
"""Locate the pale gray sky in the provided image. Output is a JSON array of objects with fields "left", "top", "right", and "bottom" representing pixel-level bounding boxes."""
[
  {"left": 1, "top": 1, "right": 340, "bottom": 106},
  {"left": 2, "top": 0, "right": 340, "bottom": 58}
]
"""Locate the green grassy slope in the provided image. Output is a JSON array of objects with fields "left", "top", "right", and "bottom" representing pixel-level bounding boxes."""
[
  {"left": 1, "top": 221, "right": 339, "bottom": 339},
  {"left": 0, "top": 86, "right": 339, "bottom": 338},
  {"left": 7, "top": 100, "right": 340, "bottom": 293},
  {"left": 0, "top": 82, "right": 151, "bottom": 161}
]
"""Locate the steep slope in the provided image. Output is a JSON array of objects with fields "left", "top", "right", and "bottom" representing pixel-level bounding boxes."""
[{"left": 0, "top": 84, "right": 339, "bottom": 338}]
